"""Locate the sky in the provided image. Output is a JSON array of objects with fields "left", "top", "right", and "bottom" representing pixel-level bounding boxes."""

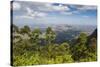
[{"left": 12, "top": 1, "right": 97, "bottom": 26}]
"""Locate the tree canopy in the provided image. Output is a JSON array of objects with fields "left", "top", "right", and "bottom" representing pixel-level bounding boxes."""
[{"left": 12, "top": 25, "right": 97, "bottom": 66}]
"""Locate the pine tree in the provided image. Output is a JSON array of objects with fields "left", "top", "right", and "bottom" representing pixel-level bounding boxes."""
[
  {"left": 45, "top": 27, "right": 56, "bottom": 44},
  {"left": 72, "top": 32, "right": 88, "bottom": 61},
  {"left": 20, "top": 25, "right": 31, "bottom": 34},
  {"left": 30, "top": 28, "right": 41, "bottom": 45}
]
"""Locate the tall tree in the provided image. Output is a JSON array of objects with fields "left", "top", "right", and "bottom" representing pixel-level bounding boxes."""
[
  {"left": 13, "top": 24, "right": 19, "bottom": 33},
  {"left": 30, "top": 28, "right": 41, "bottom": 45},
  {"left": 20, "top": 25, "right": 31, "bottom": 34},
  {"left": 45, "top": 27, "right": 56, "bottom": 44},
  {"left": 72, "top": 32, "right": 88, "bottom": 61}
]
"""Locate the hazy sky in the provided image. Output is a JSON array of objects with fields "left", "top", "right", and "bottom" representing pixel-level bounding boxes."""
[{"left": 12, "top": 1, "right": 97, "bottom": 26}]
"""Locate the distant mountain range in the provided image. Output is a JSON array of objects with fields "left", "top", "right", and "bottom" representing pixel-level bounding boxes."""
[
  {"left": 16, "top": 23, "right": 96, "bottom": 33},
  {"left": 13, "top": 23, "right": 97, "bottom": 44}
]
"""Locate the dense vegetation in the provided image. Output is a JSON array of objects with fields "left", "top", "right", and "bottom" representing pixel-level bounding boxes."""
[{"left": 12, "top": 25, "right": 97, "bottom": 66}]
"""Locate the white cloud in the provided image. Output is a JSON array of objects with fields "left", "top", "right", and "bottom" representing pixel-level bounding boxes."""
[
  {"left": 37, "top": 3, "right": 70, "bottom": 12},
  {"left": 60, "top": 11, "right": 73, "bottom": 15},
  {"left": 26, "top": 7, "right": 47, "bottom": 17},
  {"left": 52, "top": 5, "right": 70, "bottom": 11},
  {"left": 34, "top": 12, "right": 47, "bottom": 17},
  {"left": 26, "top": 7, "right": 33, "bottom": 15},
  {"left": 15, "top": 7, "right": 47, "bottom": 19},
  {"left": 77, "top": 6, "right": 97, "bottom": 10},
  {"left": 82, "top": 15, "right": 90, "bottom": 18},
  {"left": 15, "top": 15, "right": 34, "bottom": 19},
  {"left": 26, "top": 7, "right": 35, "bottom": 17},
  {"left": 13, "top": 2, "right": 21, "bottom": 10}
]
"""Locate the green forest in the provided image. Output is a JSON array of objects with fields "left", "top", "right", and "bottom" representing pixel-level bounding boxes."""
[{"left": 12, "top": 25, "right": 97, "bottom": 66}]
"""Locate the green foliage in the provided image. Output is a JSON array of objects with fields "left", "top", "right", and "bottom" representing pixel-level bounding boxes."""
[
  {"left": 77, "top": 32, "right": 87, "bottom": 44},
  {"left": 20, "top": 25, "right": 31, "bottom": 34},
  {"left": 88, "top": 38, "right": 97, "bottom": 52},
  {"left": 12, "top": 26, "right": 97, "bottom": 66},
  {"left": 46, "top": 27, "right": 56, "bottom": 44},
  {"left": 30, "top": 28, "right": 41, "bottom": 45},
  {"left": 71, "top": 33, "right": 88, "bottom": 61},
  {"left": 71, "top": 32, "right": 97, "bottom": 62},
  {"left": 13, "top": 24, "right": 19, "bottom": 33}
]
